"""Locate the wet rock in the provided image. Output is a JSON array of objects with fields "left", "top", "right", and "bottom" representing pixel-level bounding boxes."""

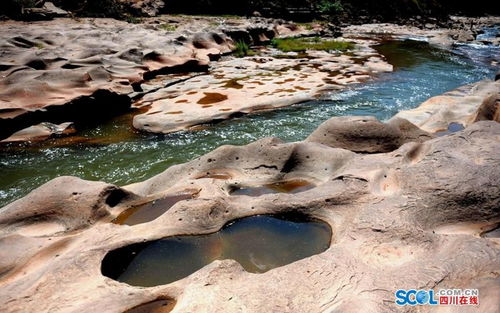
[{"left": 0, "top": 122, "right": 75, "bottom": 143}]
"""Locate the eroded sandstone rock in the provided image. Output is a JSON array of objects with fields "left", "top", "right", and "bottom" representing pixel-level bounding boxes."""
[
  {"left": 0, "top": 122, "right": 75, "bottom": 143},
  {"left": 342, "top": 16, "right": 500, "bottom": 47},
  {"left": 392, "top": 79, "right": 500, "bottom": 133},
  {"left": 0, "top": 17, "right": 315, "bottom": 141},
  {"left": 305, "top": 116, "right": 434, "bottom": 153},
  {"left": 132, "top": 44, "right": 393, "bottom": 134},
  {"left": 0, "top": 176, "right": 133, "bottom": 236},
  {"left": 0, "top": 116, "right": 498, "bottom": 313}
]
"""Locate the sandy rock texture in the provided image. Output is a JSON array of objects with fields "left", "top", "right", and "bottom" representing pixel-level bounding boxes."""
[
  {"left": 132, "top": 43, "right": 392, "bottom": 134},
  {"left": 392, "top": 79, "right": 500, "bottom": 133},
  {"left": 306, "top": 116, "right": 434, "bottom": 153},
  {"left": 0, "top": 16, "right": 317, "bottom": 141},
  {"left": 0, "top": 108, "right": 499, "bottom": 313}
]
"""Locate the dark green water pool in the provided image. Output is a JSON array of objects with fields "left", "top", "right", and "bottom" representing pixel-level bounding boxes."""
[
  {"left": 101, "top": 214, "right": 332, "bottom": 287},
  {"left": 0, "top": 40, "right": 498, "bottom": 207}
]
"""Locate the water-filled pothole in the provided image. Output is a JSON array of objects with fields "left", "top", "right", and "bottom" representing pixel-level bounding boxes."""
[
  {"left": 102, "top": 213, "right": 331, "bottom": 287},
  {"left": 435, "top": 122, "right": 465, "bottom": 136},
  {"left": 481, "top": 224, "right": 500, "bottom": 238},
  {"left": 230, "top": 179, "right": 314, "bottom": 196},
  {"left": 124, "top": 299, "right": 176, "bottom": 313},
  {"left": 113, "top": 193, "right": 194, "bottom": 226}
]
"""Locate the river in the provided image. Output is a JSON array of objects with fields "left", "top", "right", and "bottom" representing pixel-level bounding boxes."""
[{"left": 0, "top": 39, "right": 498, "bottom": 207}]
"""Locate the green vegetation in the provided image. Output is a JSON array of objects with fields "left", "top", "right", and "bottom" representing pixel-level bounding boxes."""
[
  {"left": 124, "top": 15, "right": 143, "bottom": 24},
  {"left": 317, "top": 0, "right": 344, "bottom": 14},
  {"left": 296, "top": 22, "right": 314, "bottom": 30},
  {"left": 297, "top": 20, "right": 328, "bottom": 30},
  {"left": 271, "top": 37, "right": 354, "bottom": 53},
  {"left": 233, "top": 41, "right": 257, "bottom": 57},
  {"left": 5, "top": 0, "right": 500, "bottom": 21},
  {"left": 159, "top": 23, "right": 177, "bottom": 31}
]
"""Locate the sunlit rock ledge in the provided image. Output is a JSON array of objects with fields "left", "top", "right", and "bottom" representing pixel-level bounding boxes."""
[
  {"left": 0, "top": 78, "right": 499, "bottom": 313},
  {"left": 0, "top": 16, "right": 391, "bottom": 142}
]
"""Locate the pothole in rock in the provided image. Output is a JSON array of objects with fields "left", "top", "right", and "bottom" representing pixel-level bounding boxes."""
[
  {"left": 230, "top": 179, "right": 315, "bottom": 196},
  {"left": 195, "top": 170, "right": 233, "bottom": 180},
  {"left": 481, "top": 224, "right": 500, "bottom": 238},
  {"left": 435, "top": 122, "right": 465, "bottom": 136},
  {"left": 102, "top": 213, "right": 332, "bottom": 287},
  {"left": 112, "top": 193, "right": 195, "bottom": 226},
  {"left": 123, "top": 298, "right": 176, "bottom": 313}
]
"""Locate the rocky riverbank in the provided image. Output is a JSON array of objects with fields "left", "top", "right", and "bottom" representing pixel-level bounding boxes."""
[
  {"left": 0, "top": 78, "right": 499, "bottom": 312},
  {"left": 1, "top": 15, "right": 498, "bottom": 143},
  {"left": 0, "top": 16, "right": 390, "bottom": 142},
  {"left": 0, "top": 12, "right": 499, "bottom": 313}
]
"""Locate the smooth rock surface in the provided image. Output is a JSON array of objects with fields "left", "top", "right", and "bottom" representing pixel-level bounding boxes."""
[
  {"left": 133, "top": 45, "right": 392, "bottom": 134},
  {"left": 306, "top": 116, "right": 434, "bottom": 153},
  {"left": 0, "top": 16, "right": 315, "bottom": 140},
  {"left": 0, "top": 122, "right": 75, "bottom": 143},
  {"left": 392, "top": 79, "right": 500, "bottom": 133},
  {"left": 0, "top": 116, "right": 498, "bottom": 313}
]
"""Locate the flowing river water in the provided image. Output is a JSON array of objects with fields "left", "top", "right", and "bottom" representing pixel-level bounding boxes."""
[{"left": 0, "top": 40, "right": 498, "bottom": 207}]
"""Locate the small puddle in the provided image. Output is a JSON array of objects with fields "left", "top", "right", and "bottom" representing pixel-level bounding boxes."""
[
  {"left": 102, "top": 213, "right": 331, "bottom": 287},
  {"left": 230, "top": 179, "right": 314, "bottom": 196},
  {"left": 435, "top": 122, "right": 465, "bottom": 136},
  {"left": 113, "top": 193, "right": 194, "bottom": 226},
  {"left": 481, "top": 224, "right": 500, "bottom": 238},
  {"left": 124, "top": 299, "right": 176, "bottom": 313},
  {"left": 196, "top": 170, "right": 233, "bottom": 180}
]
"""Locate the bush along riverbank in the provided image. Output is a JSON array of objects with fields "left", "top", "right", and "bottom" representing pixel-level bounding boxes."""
[{"left": 3, "top": 0, "right": 500, "bottom": 22}]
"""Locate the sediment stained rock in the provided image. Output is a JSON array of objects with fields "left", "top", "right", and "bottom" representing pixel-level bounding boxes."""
[
  {"left": 133, "top": 45, "right": 393, "bottom": 134},
  {"left": 0, "top": 113, "right": 498, "bottom": 312},
  {"left": 0, "top": 17, "right": 315, "bottom": 141}
]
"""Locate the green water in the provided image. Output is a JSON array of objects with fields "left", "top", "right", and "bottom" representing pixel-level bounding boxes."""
[
  {"left": 0, "top": 40, "right": 497, "bottom": 207},
  {"left": 101, "top": 214, "right": 332, "bottom": 287}
]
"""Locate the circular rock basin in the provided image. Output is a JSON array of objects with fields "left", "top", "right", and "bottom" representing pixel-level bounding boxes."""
[
  {"left": 102, "top": 214, "right": 331, "bottom": 287},
  {"left": 481, "top": 224, "right": 500, "bottom": 238},
  {"left": 435, "top": 122, "right": 465, "bottom": 136},
  {"left": 230, "top": 179, "right": 315, "bottom": 196},
  {"left": 124, "top": 299, "right": 176, "bottom": 313},
  {"left": 112, "top": 193, "right": 194, "bottom": 226}
]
